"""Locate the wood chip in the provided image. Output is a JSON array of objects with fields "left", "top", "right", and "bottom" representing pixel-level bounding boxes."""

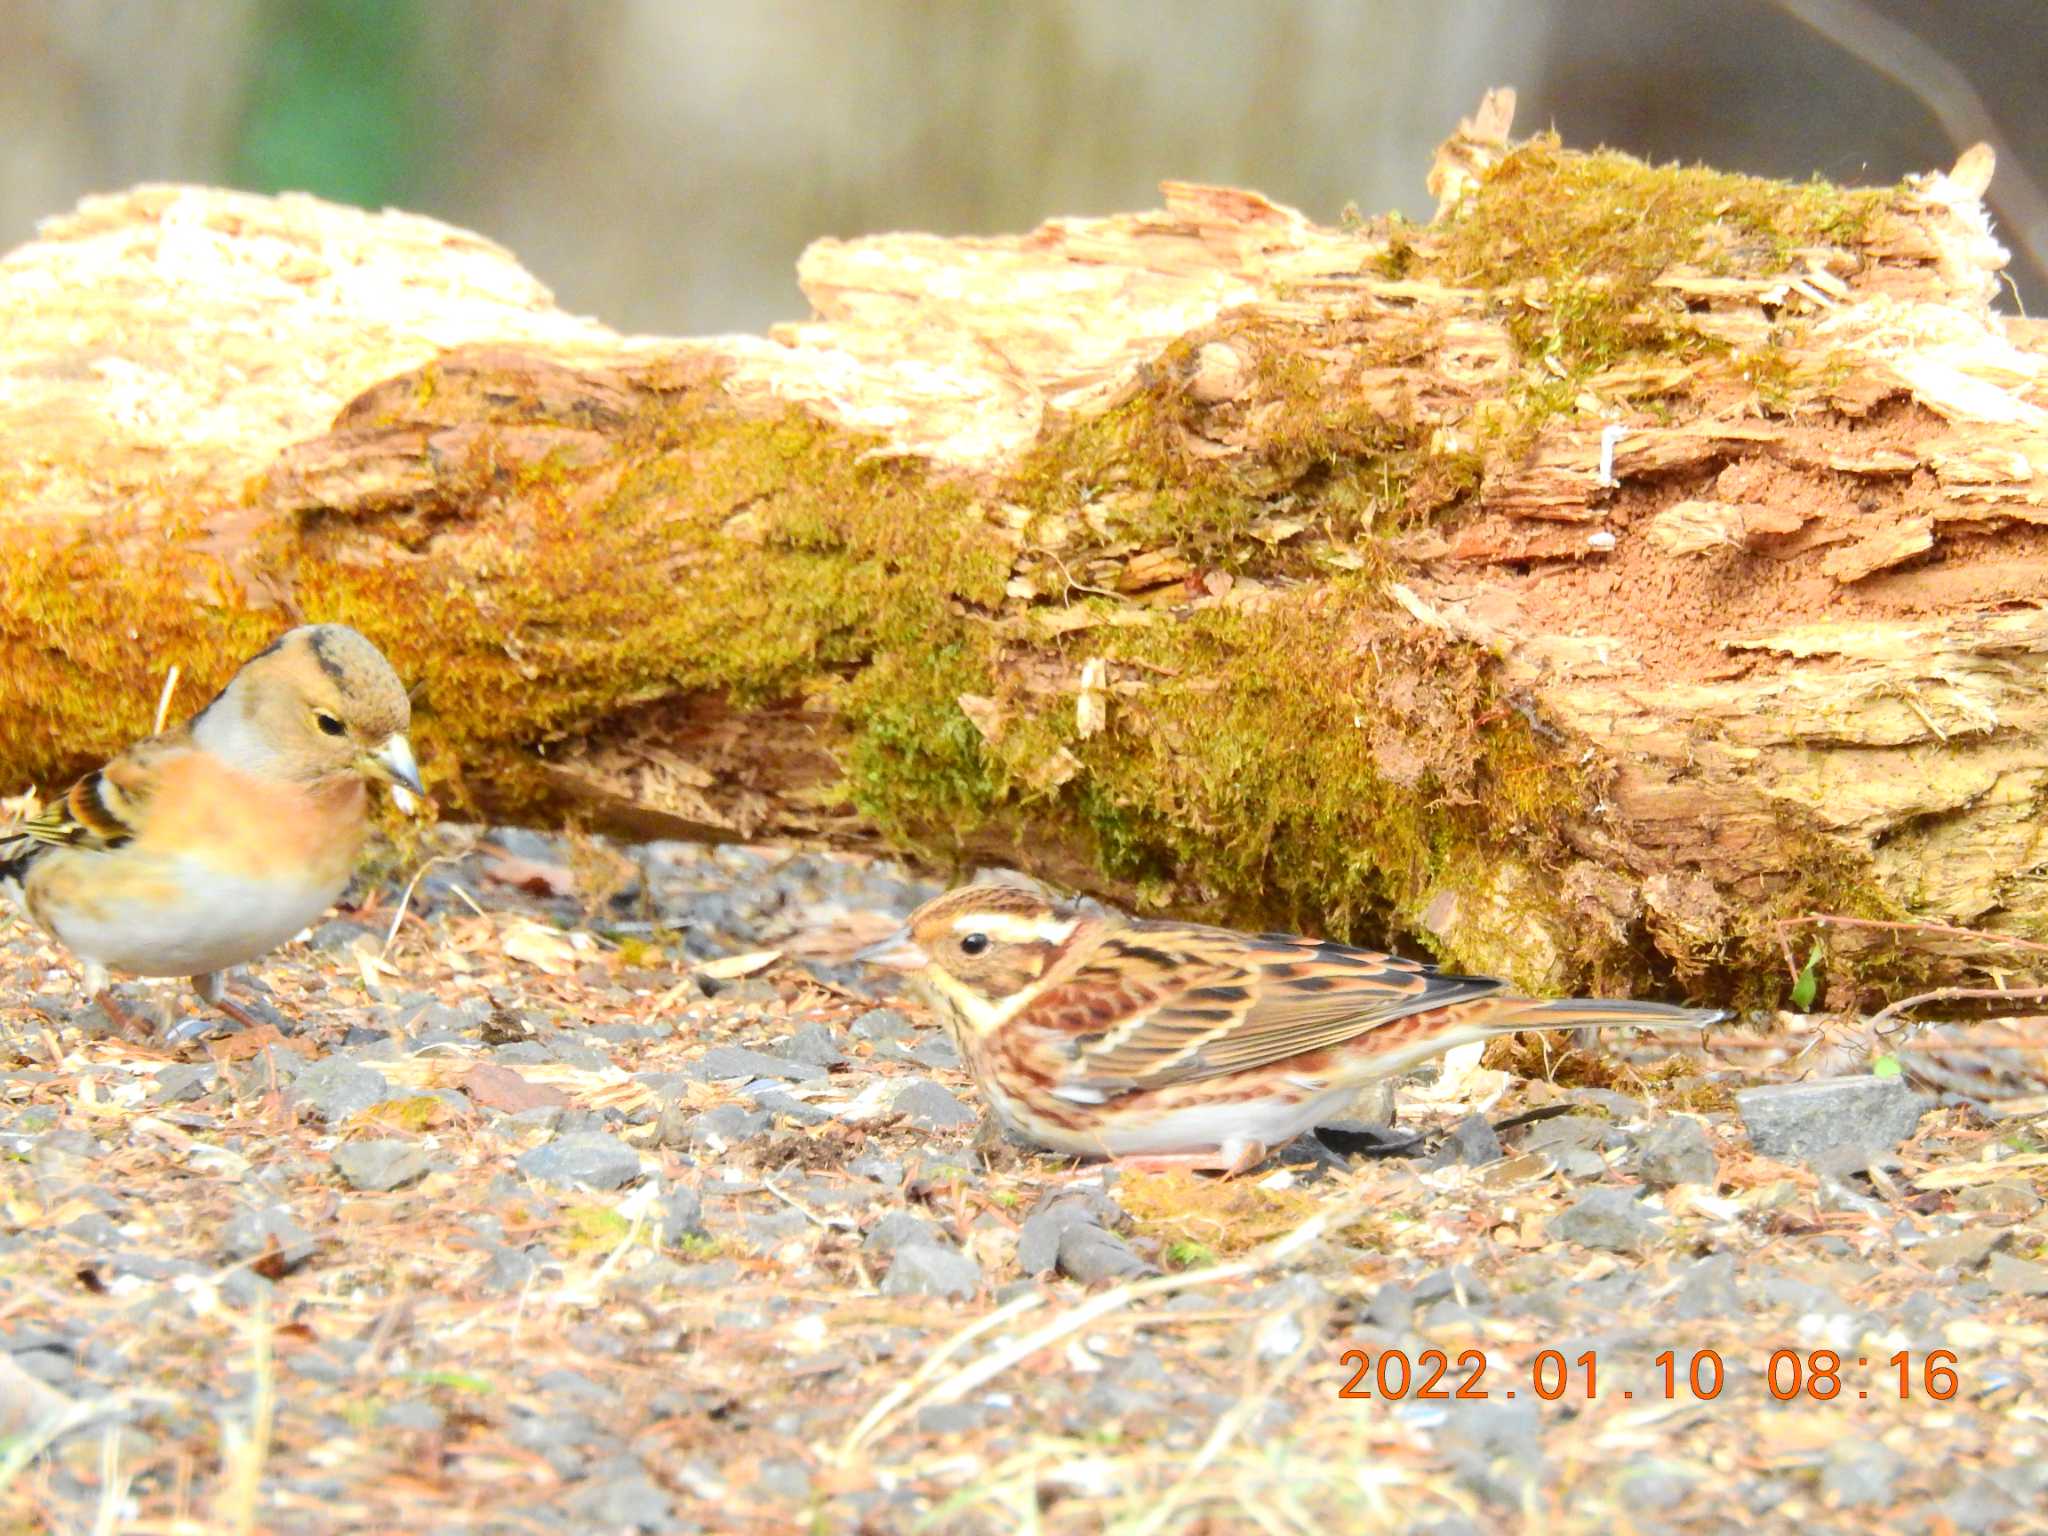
[
  {"left": 460, "top": 1063, "right": 573, "bottom": 1115},
  {"left": 694, "top": 949, "right": 783, "bottom": 981}
]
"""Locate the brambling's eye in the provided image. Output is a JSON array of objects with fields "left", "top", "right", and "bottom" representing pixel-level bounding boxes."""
[
  {"left": 960, "top": 932, "right": 990, "bottom": 957},
  {"left": 314, "top": 712, "right": 347, "bottom": 737}
]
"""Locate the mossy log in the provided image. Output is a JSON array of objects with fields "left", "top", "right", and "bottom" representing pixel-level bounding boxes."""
[{"left": 5, "top": 93, "right": 2046, "bottom": 1003}]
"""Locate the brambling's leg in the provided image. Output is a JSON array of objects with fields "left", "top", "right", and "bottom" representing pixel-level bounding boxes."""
[
  {"left": 165, "top": 972, "right": 238, "bottom": 1044},
  {"left": 78, "top": 960, "right": 149, "bottom": 1040},
  {"left": 1112, "top": 1137, "right": 1271, "bottom": 1180},
  {"left": 90, "top": 991, "right": 151, "bottom": 1040},
  {"left": 185, "top": 970, "right": 267, "bottom": 1036}
]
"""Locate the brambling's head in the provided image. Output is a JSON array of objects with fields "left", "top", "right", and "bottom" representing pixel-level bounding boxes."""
[
  {"left": 857, "top": 884, "right": 1083, "bottom": 1027},
  {"left": 195, "top": 625, "right": 424, "bottom": 805}
]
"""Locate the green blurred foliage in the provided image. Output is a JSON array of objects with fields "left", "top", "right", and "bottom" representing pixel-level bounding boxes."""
[{"left": 232, "top": 0, "right": 429, "bottom": 208}]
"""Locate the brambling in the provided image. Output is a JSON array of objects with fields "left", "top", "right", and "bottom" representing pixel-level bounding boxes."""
[
  {"left": 0, "top": 624, "right": 423, "bottom": 1037},
  {"left": 860, "top": 884, "right": 1724, "bottom": 1173}
]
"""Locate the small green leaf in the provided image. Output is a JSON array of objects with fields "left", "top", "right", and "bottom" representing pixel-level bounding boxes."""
[
  {"left": 1872, "top": 1055, "right": 1902, "bottom": 1079},
  {"left": 1790, "top": 939, "right": 1824, "bottom": 1011}
]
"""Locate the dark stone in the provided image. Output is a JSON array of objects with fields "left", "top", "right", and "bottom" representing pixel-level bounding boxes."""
[
  {"left": 1057, "top": 1224, "right": 1153, "bottom": 1284},
  {"left": 221, "top": 1206, "right": 316, "bottom": 1272},
  {"left": 1429, "top": 1114, "right": 1503, "bottom": 1168},
  {"left": 1821, "top": 1442, "right": 1903, "bottom": 1507},
  {"left": 1634, "top": 1116, "right": 1717, "bottom": 1189},
  {"left": 782, "top": 1023, "right": 846, "bottom": 1067},
  {"left": 1735, "top": 1077, "right": 1934, "bottom": 1166},
  {"left": 892, "top": 1079, "right": 976, "bottom": 1130},
  {"left": 697, "top": 1044, "right": 827, "bottom": 1083},
  {"left": 152, "top": 1063, "right": 216, "bottom": 1103},
  {"left": 881, "top": 1244, "right": 981, "bottom": 1300},
  {"left": 291, "top": 1058, "right": 391, "bottom": 1122},
  {"left": 1552, "top": 1186, "right": 1660, "bottom": 1253},
  {"left": 1016, "top": 1187, "right": 1125, "bottom": 1276},
  {"left": 682, "top": 1104, "right": 771, "bottom": 1148},
  {"left": 1672, "top": 1254, "right": 1740, "bottom": 1320},
  {"left": 863, "top": 1213, "right": 943, "bottom": 1254},
  {"left": 332, "top": 1140, "right": 431, "bottom": 1192},
  {"left": 850, "top": 1008, "right": 914, "bottom": 1043},
  {"left": 515, "top": 1133, "right": 644, "bottom": 1191}
]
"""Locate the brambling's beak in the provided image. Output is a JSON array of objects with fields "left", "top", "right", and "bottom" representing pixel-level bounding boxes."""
[
  {"left": 360, "top": 733, "right": 426, "bottom": 813},
  {"left": 854, "top": 927, "right": 930, "bottom": 971}
]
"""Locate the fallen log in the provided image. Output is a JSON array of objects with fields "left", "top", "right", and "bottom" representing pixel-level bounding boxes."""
[{"left": 5, "top": 91, "right": 2045, "bottom": 1003}]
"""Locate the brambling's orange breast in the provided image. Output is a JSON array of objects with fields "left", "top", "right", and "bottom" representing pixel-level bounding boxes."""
[{"left": 141, "top": 754, "right": 368, "bottom": 886}]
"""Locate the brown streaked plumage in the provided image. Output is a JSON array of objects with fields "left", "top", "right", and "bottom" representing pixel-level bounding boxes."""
[
  {"left": 0, "top": 625, "right": 425, "bottom": 1038},
  {"left": 859, "top": 884, "right": 1726, "bottom": 1172}
]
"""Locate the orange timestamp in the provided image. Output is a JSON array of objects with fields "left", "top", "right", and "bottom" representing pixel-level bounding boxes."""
[{"left": 1336, "top": 1348, "right": 1960, "bottom": 1403}]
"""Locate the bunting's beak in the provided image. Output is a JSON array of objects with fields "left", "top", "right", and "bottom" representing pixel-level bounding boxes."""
[
  {"left": 361, "top": 733, "right": 426, "bottom": 814},
  {"left": 854, "top": 927, "right": 930, "bottom": 972}
]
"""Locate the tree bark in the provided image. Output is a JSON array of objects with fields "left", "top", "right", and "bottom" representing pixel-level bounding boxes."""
[{"left": 4, "top": 94, "right": 2045, "bottom": 1000}]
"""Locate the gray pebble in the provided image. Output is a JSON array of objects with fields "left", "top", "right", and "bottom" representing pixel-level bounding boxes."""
[
  {"left": 545, "top": 1041, "right": 615, "bottom": 1072},
  {"left": 881, "top": 1244, "right": 982, "bottom": 1300},
  {"left": 683, "top": 1104, "right": 771, "bottom": 1149},
  {"left": 893, "top": 1079, "right": 976, "bottom": 1130},
  {"left": 851, "top": 1008, "right": 914, "bottom": 1043},
  {"left": 863, "top": 1212, "right": 942, "bottom": 1254},
  {"left": 331, "top": 1140, "right": 431, "bottom": 1192},
  {"left": 1635, "top": 1117, "right": 1717, "bottom": 1189},
  {"left": 1551, "top": 1186, "right": 1660, "bottom": 1253},
  {"left": 697, "top": 1044, "right": 827, "bottom": 1083},
  {"left": 305, "top": 919, "right": 374, "bottom": 955},
  {"left": 656, "top": 1186, "right": 705, "bottom": 1248},
  {"left": 564, "top": 1472, "right": 672, "bottom": 1530},
  {"left": 1413, "top": 1264, "right": 1490, "bottom": 1306},
  {"left": 516, "top": 1133, "right": 644, "bottom": 1191},
  {"left": 849, "top": 1156, "right": 905, "bottom": 1189},
  {"left": 291, "top": 1058, "right": 391, "bottom": 1123},
  {"left": 914, "top": 1401, "right": 994, "bottom": 1434},
  {"left": 1822, "top": 1441, "right": 1903, "bottom": 1507},
  {"left": 1368, "top": 1283, "right": 1414, "bottom": 1332},
  {"left": 1753, "top": 1270, "right": 1846, "bottom": 1315},
  {"left": 1672, "top": 1253, "right": 1740, "bottom": 1320},
  {"left": 1736, "top": 1077, "right": 1933, "bottom": 1166},
  {"left": 1611, "top": 1460, "right": 1701, "bottom": 1511},
  {"left": 221, "top": 1206, "right": 316, "bottom": 1271},
  {"left": 750, "top": 1088, "right": 835, "bottom": 1127},
  {"left": 1985, "top": 1252, "right": 2048, "bottom": 1297},
  {"left": 756, "top": 1457, "right": 813, "bottom": 1502},
  {"left": 1430, "top": 1113, "right": 1502, "bottom": 1168},
  {"left": 783, "top": 1023, "right": 846, "bottom": 1067},
  {"left": 380, "top": 1400, "right": 445, "bottom": 1433},
  {"left": 1016, "top": 1188, "right": 1125, "bottom": 1276},
  {"left": 1058, "top": 1224, "right": 1153, "bottom": 1284},
  {"left": 153, "top": 1063, "right": 216, "bottom": 1103},
  {"left": 1517, "top": 1114, "right": 1608, "bottom": 1156},
  {"left": 1556, "top": 1148, "right": 1609, "bottom": 1180},
  {"left": 900, "top": 1033, "right": 962, "bottom": 1070}
]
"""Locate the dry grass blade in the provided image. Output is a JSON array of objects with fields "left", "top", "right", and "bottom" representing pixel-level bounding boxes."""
[
  {"left": 1114, "top": 1313, "right": 1320, "bottom": 1536},
  {"left": 841, "top": 1193, "right": 1361, "bottom": 1457},
  {"left": 210, "top": 1297, "right": 276, "bottom": 1536}
]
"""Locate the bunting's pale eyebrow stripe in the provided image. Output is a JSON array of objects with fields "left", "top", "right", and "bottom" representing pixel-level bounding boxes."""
[{"left": 952, "top": 913, "right": 1078, "bottom": 946}]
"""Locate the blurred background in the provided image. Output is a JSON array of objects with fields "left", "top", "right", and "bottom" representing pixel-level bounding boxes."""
[{"left": 3, "top": 0, "right": 2043, "bottom": 334}]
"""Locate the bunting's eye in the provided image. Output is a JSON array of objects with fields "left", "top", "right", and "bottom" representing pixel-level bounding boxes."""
[
  {"left": 314, "top": 712, "right": 347, "bottom": 737},
  {"left": 960, "top": 932, "right": 990, "bottom": 957}
]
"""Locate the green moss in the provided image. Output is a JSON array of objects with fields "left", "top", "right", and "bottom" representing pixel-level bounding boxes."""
[
  {"left": 1432, "top": 135, "right": 1894, "bottom": 386},
  {"left": 1038, "top": 584, "right": 1596, "bottom": 972}
]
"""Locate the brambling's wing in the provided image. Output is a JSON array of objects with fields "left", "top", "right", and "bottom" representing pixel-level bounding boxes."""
[
  {"left": 1024, "top": 923, "right": 1507, "bottom": 1096},
  {"left": 0, "top": 736, "right": 176, "bottom": 874}
]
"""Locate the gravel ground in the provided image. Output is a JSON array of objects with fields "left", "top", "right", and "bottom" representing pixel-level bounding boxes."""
[{"left": 3, "top": 830, "right": 2047, "bottom": 1534}]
